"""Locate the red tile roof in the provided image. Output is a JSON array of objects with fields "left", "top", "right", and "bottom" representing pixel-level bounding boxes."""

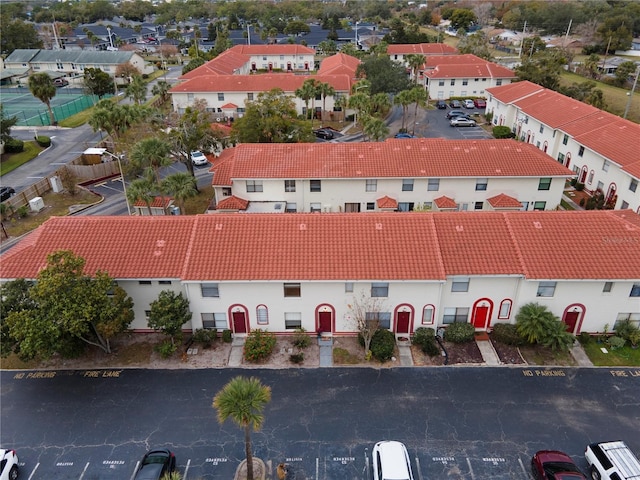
[
  {"left": 423, "top": 54, "right": 488, "bottom": 67},
  {"left": 3, "top": 211, "right": 638, "bottom": 282},
  {"left": 424, "top": 62, "right": 516, "bottom": 79},
  {"left": 231, "top": 44, "right": 315, "bottom": 56},
  {"left": 434, "top": 196, "right": 457, "bottom": 209},
  {"left": 513, "top": 89, "right": 600, "bottom": 128},
  {"left": 487, "top": 193, "right": 522, "bottom": 208},
  {"left": 377, "top": 195, "right": 398, "bottom": 209},
  {"left": 216, "top": 195, "right": 249, "bottom": 211},
  {"left": 133, "top": 196, "right": 172, "bottom": 208},
  {"left": 181, "top": 49, "right": 249, "bottom": 79},
  {"left": 387, "top": 43, "right": 458, "bottom": 55},
  {"left": 486, "top": 80, "right": 543, "bottom": 103},
  {"left": 209, "top": 139, "right": 573, "bottom": 186},
  {"left": 170, "top": 73, "right": 352, "bottom": 94},
  {"left": 318, "top": 52, "right": 360, "bottom": 76}
]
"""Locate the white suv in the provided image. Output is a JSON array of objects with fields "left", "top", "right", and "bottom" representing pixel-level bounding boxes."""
[
  {"left": 190, "top": 151, "right": 208, "bottom": 166},
  {"left": 372, "top": 441, "right": 414, "bottom": 480},
  {"left": 585, "top": 441, "right": 640, "bottom": 480},
  {"left": 0, "top": 449, "right": 19, "bottom": 480}
]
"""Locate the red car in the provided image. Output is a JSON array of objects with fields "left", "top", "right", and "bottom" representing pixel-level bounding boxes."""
[
  {"left": 474, "top": 98, "right": 487, "bottom": 109},
  {"left": 531, "top": 450, "right": 586, "bottom": 480}
]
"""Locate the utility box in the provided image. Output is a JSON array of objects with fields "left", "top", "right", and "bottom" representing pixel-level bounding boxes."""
[
  {"left": 49, "top": 175, "right": 63, "bottom": 193},
  {"left": 29, "top": 197, "right": 45, "bottom": 212}
]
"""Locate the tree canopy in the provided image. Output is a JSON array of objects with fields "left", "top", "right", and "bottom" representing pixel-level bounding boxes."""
[
  {"left": 148, "top": 290, "right": 192, "bottom": 344},
  {"left": 28, "top": 73, "right": 57, "bottom": 125},
  {"left": 84, "top": 67, "right": 115, "bottom": 99},
  {"left": 1, "top": 251, "right": 134, "bottom": 360},
  {"left": 356, "top": 56, "right": 412, "bottom": 95}
]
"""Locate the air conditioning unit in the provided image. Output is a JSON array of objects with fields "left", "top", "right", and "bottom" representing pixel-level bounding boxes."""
[{"left": 29, "top": 197, "right": 45, "bottom": 212}]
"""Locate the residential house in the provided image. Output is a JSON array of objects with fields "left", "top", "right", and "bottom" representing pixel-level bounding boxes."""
[
  {"left": 207, "top": 139, "right": 572, "bottom": 213},
  {"left": 486, "top": 81, "right": 640, "bottom": 214},
  {"left": 387, "top": 43, "right": 459, "bottom": 65},
  {"left": 3, "top": 49, "right": 152, "bottom": 85},
  {"left": 1, "top": 211, "right": 638, "bottom": 336}
]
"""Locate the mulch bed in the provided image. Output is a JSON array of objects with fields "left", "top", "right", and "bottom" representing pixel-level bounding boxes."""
[{"left": 489, "top": 334, "right": 526, "bottom": 365}]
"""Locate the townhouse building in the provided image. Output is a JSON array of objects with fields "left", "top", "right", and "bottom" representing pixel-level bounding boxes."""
[
  {"left": 171, "top": 50, "right": 358, "bottom": 118},
  {"left": 486, "top": 81, "right": 640, "bottom": 214},
  {"left": 3, "top": 49, "right": 152, "bottom": 85},
  {"left": 1, "top": 211, "right": 638, "bottom": 336},
  {"left": 208, "top": 139, "right": 573, "bottom": 213},
  {"left": 387, "top": 43, "right": 459, "bottom": 65}
]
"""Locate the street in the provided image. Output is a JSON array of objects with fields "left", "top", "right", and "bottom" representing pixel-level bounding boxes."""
[{"left": 1, "top": 367, "right": 638, "bottom": 479}]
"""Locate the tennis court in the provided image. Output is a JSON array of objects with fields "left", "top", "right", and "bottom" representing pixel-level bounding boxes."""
[{"left": 0, "top": 88, "right": 103, "bottom": 126}]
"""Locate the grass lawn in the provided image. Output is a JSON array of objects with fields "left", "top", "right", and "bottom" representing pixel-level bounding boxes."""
[
  {"left": 0, "top": 141, "right": 45, "bottom": 176},
  {"left": 582, "top": 341, "right": 640, "bottom": 366},
  {"left": 559, "top": 71, "right": 640, "bottom": 123}
]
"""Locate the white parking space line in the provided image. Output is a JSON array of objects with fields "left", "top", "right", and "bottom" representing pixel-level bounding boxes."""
[
  {"left": 129, "top": 461, "right": 140, "bottom": 480},
  {"left": 182, "top": 458, "right": 191, "bottom": 480},
  {"left": 27, "top": 462, "right": 39, "bottom": 480},
  {"left": 518, "top": 457, "right": 529, "bottom": 478},
  {"left": 415, "top": 456, "right": 423, "bottom": 480},
  {"left": 316, "top": 457, "right": 320, "bottom": 480},
  {"left": 78, "top": 461, "right": 90, "bottom": 479},
  {"left": 466, "top": 457, "right": 476, "bottom": 480}
]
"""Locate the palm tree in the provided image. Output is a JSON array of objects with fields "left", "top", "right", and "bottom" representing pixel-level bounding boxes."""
[
  {"left": 89, "top": 101, "right": 148, "bottom": 140},
  {"left": 405, "top": 54, "right": 425, "bottom": 84},
  {"left": 410, "top": 86, "right": 428, "bottom": 134},
  {"left": 126, "top": 75, "right": 147, "bottom": 105},
  {"left": 334, "top": 96, "right": 347, "bottom": 122},
  {"left": 129, "top": 137, "right": 172, "bottom": 184},
  {"left": 362, "top": 116, "right": 389, "bottom": 142},
  {"left": 348, "top": 92, "right": 371, "bottom": 130},
  {"left": 151, "top": 80, "right": 171, "bottom": 103},
  {"left": 161, "top": 172, "right": 197, "bottom": 214},
  {"left": 316, "top": 82, "right": 335, "bottom": 122},
  {"left": 213, "top": 376, "right": 272, "bottom": 480},
  {"left": 515, "top": 302, "right": 557, "bottom": 345},
  {"left": 28, "top": 73, "right": 57, "bottom": 125},
  {"left": 370, "top": 92, "right": 391, "bottom": 117},
  {"left": 393, "top": 89, "right": 413, "bottom": 131},
  {"left": 126, "top": 178, "right": 155, "bottom": 215},
  {"left": 295, "top": 79, "right": 318, "bottom": 122}
]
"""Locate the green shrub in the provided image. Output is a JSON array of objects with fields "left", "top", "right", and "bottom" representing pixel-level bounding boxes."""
[
  {"left": 444, "top": 322, "right": 476, "bottom": 343},
  {"left": 292, "top": 328, "right": 311, "bottom": 349},
  {"left": 244, "top": 329, "right": 276, "bottom": 362},
  {"left": 222, "top": 329, "right": 232, "bottom": 343},
  {"left": 570, "top": 178, "right": 577, "bottom": 186},
  {"left": 422, "top": 338, "right": 441, "bottom": 356},
  {"left": 492, "top": 126, "right": 515, "bottom": 139},
  {"left": 16, "top": 205, "right": 29, "bottom": 218},
  {"left": 608, "top": 336, "right": 626, "bottom": 350},
  {"left": 289, "top": 352, "right": 304, "bottom": 364},
  {"left": 370, "top": 328, "right": 396, "bottom": 362},
  {"left": 578, "top": 332, "right": 592, "bottom": 345},
  {"left": 4, "top": 138, "right": 24, "bottom": 153},
  {"left": 575, "top": 182, "right": 585, "bottom": 191},
  {"left": 413, "top": 327, "right": 435, "bottom": 349},
  {"left": 192, "top": 328, "right": 217, "bottom": 347},
  {"left": 35, "top": 136, "right": 51, "bottom": 147},
  {"left": 155, "top": 339, "right": 177, "bottom": 358},
  {"left": 492, "top": 323, "right": 524, "bottom": 346},
  {"left": 614, "top": 318, "right": 640, "bottom": 343}
]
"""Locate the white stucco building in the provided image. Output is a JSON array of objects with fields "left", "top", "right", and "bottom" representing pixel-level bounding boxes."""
[
  {"left": 486, "top": 81, "right": 640, "bottom": 214},
  {"left": 1, "top": 212, "right": 639, "bottom": 336},
  {"left": 208, "top": 139, "right": 573, "bottom": 213}
]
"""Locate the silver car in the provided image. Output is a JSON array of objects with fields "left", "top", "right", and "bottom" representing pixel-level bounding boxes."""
[{"left": 450, "top": 117, "right": 477, "bottom": 127}]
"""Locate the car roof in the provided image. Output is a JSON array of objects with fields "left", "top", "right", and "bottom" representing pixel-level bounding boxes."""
[{"left": 375, "top": 441, "right": 411, "bottom": 479}]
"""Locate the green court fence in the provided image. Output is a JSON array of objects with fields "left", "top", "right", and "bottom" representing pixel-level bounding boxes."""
[{"left": 1, "top": 92, "right": 111, "bottom": 126}]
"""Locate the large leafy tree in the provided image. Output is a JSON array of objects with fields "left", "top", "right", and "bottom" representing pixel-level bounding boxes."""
[
  {"left": 457, "top": 32, "right": 492, "bottom": 61},
  {"left": 0, "top": 279, "right": 34, "bottom": 357},
  {"left": 28, "top": 73, "right": 57, "bottom": 125},
  {"left": 148, "top": 290, "right": 192, "bottom": 345},
  {"left": 356, "top": 56, "right": 411, "bottom": 95},
  {"left": 84, "top": 67, "right": 115, "bottom": 99},
  {"left": 232, "top": 88, "right": 313, "bottom": 143},
  {"left": 1, "top": 104, "right": 18, "bottom": 143},
  {"left": 3, "top": 251, "right": 134, "bottom": 360},
  {"left": 213, "top": 376, "right": 272, "bottom": 480},
  {"left": 449, "top": 8, "right": 477, "bottom": 32},
  {"left": 0, "top": 18, "right": 43, "bottom": 55},
  {"left": 515, "top": 50, "right": 566, "bottom": 90}
]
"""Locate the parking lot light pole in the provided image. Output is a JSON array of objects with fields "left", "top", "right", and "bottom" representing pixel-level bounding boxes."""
[{"left": 104, "top": 150, "right": 131, "bottom": 215}]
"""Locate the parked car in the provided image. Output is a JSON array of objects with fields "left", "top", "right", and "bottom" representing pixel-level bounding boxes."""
[
  {"left": 531, "top": 450, "right": 586, "bottom": 480},
  {"left": 474, "top": 98, "right": 487, "bottom": 109},
  {"left": 450, "top": 117, "right": 477, "bottom": 127},
  {"left": 0, "top": 187, "right": 15, "bottom": 202},
  {"left": 464, "top": 99, "right": 475, "bottom": 109},
  {"left": 0, "top": 448, "right": 19, "bottom": 480},
  {"left": 314, "top": 128, "right": 334, "bottom": 140},
  {"left": 446, "top": 110, "right": 467, "bottom": 119},
  {"left": 133, "top": 449, "right": 176, "bottom": 480},
  {"left": 449, "top": 99, "right": 462, "bottom": 108},
  {"left": 372, "top": 441, "right": 414, "bottom": 480},
  {"left": 394, "top": 133, "right": 417, "bottom": 139},
  {"left": 190, "top": 151, "right": 208, "bottom": 166},
  {"left": 53, "top": 78, "right": 69, "bottom": 87},
  {"left": 585, "top": 441, "right": 640, "bottom": 480},
  {"left": 435, "top": 100, "right": 447, "bottom": 109}
]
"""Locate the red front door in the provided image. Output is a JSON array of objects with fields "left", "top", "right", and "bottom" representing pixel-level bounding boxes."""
[
  {"left": 318, "top": 311, "right": 332, "bottom": 333},
  {"left": 232, "top": 311, "right": 247, "bottom": 334},
  {"left": 472, "top": 306, "right": 489, "bottom": 329},
  {"left": 396, "top": 312, "right": 410, "bottom": 334},
  {"left": 564, "top": 311, "right": 579, "bottom": 333}
]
